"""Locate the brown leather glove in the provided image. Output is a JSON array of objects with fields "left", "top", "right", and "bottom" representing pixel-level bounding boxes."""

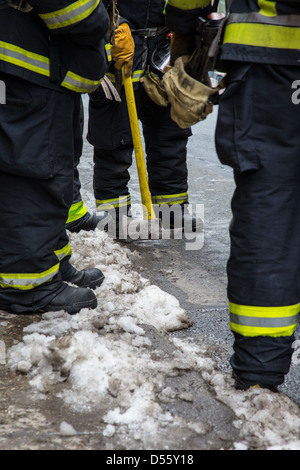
[
  {"left": 163, "top": 56, "right": 221, "bottom": 128},
  {"left": 140, "top": 73, "right": 169, "bottom": 107},
  {"left": 111, "top": 22, "right": 135, "bottom": 77},
  {"left": 169, "top": 32, "right": 195, "bottom": 66}
]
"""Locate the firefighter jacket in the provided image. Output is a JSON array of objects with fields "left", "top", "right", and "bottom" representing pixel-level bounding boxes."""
[
  {"left": 0, "top": 0, "right": 109, "bottom": 93},
  {"left": 166, "top": 0, "right": 300, "bottom": 66},
  {"left": 105, "top": 0, "right": 170, "bottom": 85}
]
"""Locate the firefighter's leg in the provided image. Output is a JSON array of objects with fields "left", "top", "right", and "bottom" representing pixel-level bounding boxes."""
[
  {"left": 66, "top": 96, "right": 110, "bottom": 233},
  {"left": 0, "top": 166, "right": 98, "bottom": 315},
  {"left": 228, "top": 171, "right": 300, "bottom": 390},
  {"left": 215, "top": 63, "right": 300, "bottom": 389},
  {"left": 0, "top": 75, "right": 97, "bottom": 314},
  {"left": 56, "top": 98, "right": 105, "bottom": 289},
  {"left": 88, "top": 87, "right": 134, "bottom": 235},
  {"left": 93, "top": 145, "right": 133, "bottom": 237},
  {"left": 138, "top": 86, "right": 199, "bottom": 232}
]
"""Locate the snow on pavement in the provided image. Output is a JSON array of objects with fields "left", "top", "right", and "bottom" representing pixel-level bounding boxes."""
[{"left": 6, "top": 229, "right": 300, "bottom": 450}]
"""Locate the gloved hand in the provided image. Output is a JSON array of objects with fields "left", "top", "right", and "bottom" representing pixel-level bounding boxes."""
[
  {"left": 111, "top": 22, "right": 135, "bottom": 77},
  {"left": 140, "top": 73, "right": 169, "bottom": 107},
  {"left": 170, "top": 32, "right": 195, "bottom": 66},
  {"left": 163, "top": 56, "right": 222, "bottom": 128}
]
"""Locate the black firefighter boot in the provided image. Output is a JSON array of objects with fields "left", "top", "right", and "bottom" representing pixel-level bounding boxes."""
[
  {"left": 60, "top": 258, "right": 105, "bottom": 290},
  {"left": 67, "top": 267, "right": 105, "bottom": 290},
  {"left": 158, "top": 203, "right": 203, "bottom": 233},
  {"left": 66, "top": 210, "right": 112, "bottom": 233},
  {"left": 106, "top": 206, "right": 132, "bottom": 239},
  {"left": 42, "top": 283, "right": 97, "bottom": 315}
]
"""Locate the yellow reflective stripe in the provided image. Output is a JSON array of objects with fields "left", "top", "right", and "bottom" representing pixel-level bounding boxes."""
[
  {"left": 229, "top": 302, "right": 300, "bottom": 338},
  {"left": 0, "top": 263, "right": 60, "bottom": 290},
  {"left": 96, "top": 195, "right": 131, "bottom": 211},
  {"left": 39, "top": 0, "right": 100, "bottom": 30},
  {"left": 0, "top": 42, "right": 100, "bottom": 92},
  {"left": 151, "top": 192, "right": 188, "bottom": 205},
  {"left": 230, "top": 323, "right": 297, "bottom": 338},
  {"left": 0, "top": 41, "right": 50, "bottom": 77},
  {"left": 61, "top": 70, "right": 101, "bottom": 93},
  {"left": 167, "top": 0, "right": 210, "bottom": 9},
  {"left": 66, "top": 200, "right": 88, "bottom": 224},
  {"left": 149, "top": 71, "right": 161, "bottom": 80},
  {"left": 54, "top": 243, "right": 72, "bottom": 261},
  {"left": 105, "top": 43, "right": 112, "bottom": 62},
  {"left": 258, "top": 0, "right": 277, "bottom": 17},
  {"left": 105, "top": 72, "right": 115, "bottom": 82},
  {"left": 223, "top": 23, "right": 300, "bottom": 50},
  {"left": 132, "top": 70, "right": 144, "bottom": 82},
  {"left": 104, "top": 70, "right": 145, "bottom": 84}
]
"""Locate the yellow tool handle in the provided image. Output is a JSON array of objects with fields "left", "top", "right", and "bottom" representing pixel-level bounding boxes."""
[{"left": 122, "top": 69, "right": 156, "bottom": 220}]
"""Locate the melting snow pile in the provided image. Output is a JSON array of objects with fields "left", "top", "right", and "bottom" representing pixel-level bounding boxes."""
[
  {"left": 7, "top": 230, "right": 198, "bottom": 444},
  {"left": 6, "top": 229, "right": 300, "bottom": 449}
]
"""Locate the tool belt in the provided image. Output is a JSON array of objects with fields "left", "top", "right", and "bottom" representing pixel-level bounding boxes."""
[
  {"left": 131, "top": 26, "right": 169, "bottom": 38},
  {"left": 185, "top": 13, "right": 228, "bottom": 85}
]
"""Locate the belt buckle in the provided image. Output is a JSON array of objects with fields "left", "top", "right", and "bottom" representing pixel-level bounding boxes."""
[{"left": 144, "top": 28, "right": 157, "bottom": 38}]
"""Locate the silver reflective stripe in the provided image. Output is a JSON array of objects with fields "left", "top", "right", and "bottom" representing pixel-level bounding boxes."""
[
  {"left": 96, "top": 195, "right": 131, "bottom": 211},
  {"left": 39, "top": 0, "right": 100, "bottom": 30},
  {"left": 0, "top": 263, "right": 60, "bottom": 290},
  {"left": 151, "top": 193, "right": 189, "bottom": 205},
  {"left": 105, "top": 70, "right": 145, "bottom": 84},
  {"left": 228, "top": 12, "right": 300, "bottom": 27},
  {"left": 0, "top": 40, "right": 50, "bottom": 77},
  {"left": 132, "top": 70, "right": 144, "bottom": 82},
  {"left": 61, "top": 70, "right": 101, "bottom": 93},
  {"left": 230, "top": 312, "right": 299, "bottom": 328},
  {"left": 54, "top": 243, "right": 72, "bottom": 262}
]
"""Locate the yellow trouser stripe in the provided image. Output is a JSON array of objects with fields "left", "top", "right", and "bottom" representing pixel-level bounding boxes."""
[
  {"left": 96, "top": 195, "right": 131, "bottom": 211},
  {"left": 151, "top": 192, "right": 188, "bottom": 205},
  {"left": 229, "top": 302, "right": 300, "bottom": 337},
  {"left": 0, "top": 241, "right": 73, "bottom": 290},
  {"left": 66, "top": 201, "right": 88, "bottom": 224},
  {"left": 54, "top": 243, "right": 72, "bottom": 261},
  {"left": 0, "top": 263, "right": 60, "bottom": 290}
]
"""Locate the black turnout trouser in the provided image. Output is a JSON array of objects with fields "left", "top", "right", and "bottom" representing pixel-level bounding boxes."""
[
  {"left": 88, "top": 83, "right": 191, "bottom": 209},
  {"left": 215, "top": 62, "right": 300, "bottom": 387},
  {"left": 0, "top": 73, "right": 77, "bottom": 313}
]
